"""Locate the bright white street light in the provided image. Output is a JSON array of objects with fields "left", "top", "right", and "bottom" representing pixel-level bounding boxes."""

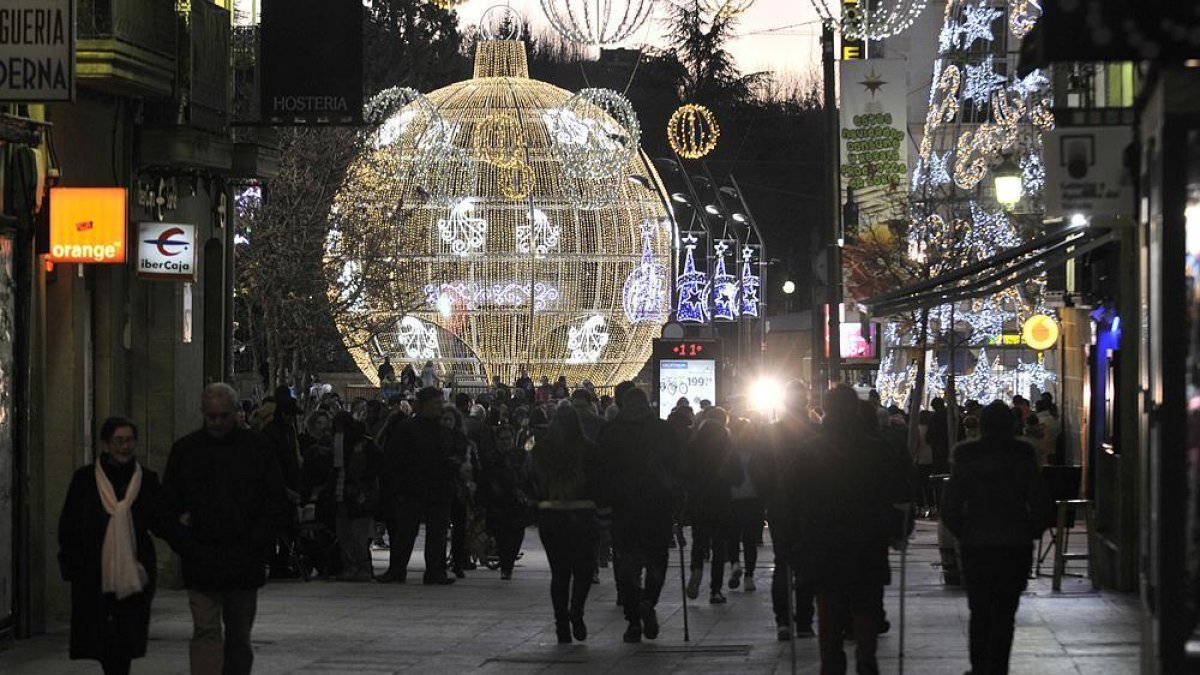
[
  {"left": 782, "top": 280, "right": 796, "bottom": 294},
  {"left": 1070, "top": 212, "right": 1089, "bottom": 227},
  {"left": 748, "top": 376, "right": 785, "bottom": 420},
  {"left": 993, "top": 155, "right": 1023, "bottom": 209}
]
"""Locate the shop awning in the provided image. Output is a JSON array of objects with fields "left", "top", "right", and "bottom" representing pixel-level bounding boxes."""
[{"left": 862, "top": 223, "right": 1117, "bottom": 317}]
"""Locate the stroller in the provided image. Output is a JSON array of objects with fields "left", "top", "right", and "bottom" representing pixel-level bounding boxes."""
[{"left": 271, "top": 502, "right": 340, "bottom": 581}]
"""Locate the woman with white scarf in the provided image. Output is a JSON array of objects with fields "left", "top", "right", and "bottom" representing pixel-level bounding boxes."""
[{"left": 58, "top": 416, "right": 166, "bottom": 675}]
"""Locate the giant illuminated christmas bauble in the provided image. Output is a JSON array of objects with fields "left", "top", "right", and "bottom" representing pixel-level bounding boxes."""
[{"left": 330, "top": 40, "right": 672, "bottom": 388}]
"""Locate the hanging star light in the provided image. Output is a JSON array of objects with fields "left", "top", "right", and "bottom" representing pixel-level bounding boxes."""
[
  {"left": 958, "top": 0, "right": 1001, "bottom": 48},
  {"left": 1015, "top": 357, "right": 1057, "bottom": 396},
  {"left": 676, "top": 232, "right": 708, "bottom": 323},
  {"left": 739, "top": 245, "right": 761, "bottom": 317},
  {"left": 910, "top": 158, "right": 926, "bottom": 192},
  {"left": 516, "top": 208, "right": 561, "bottom": 257},
  {"left": 711, "top": 240, "right": 739, "bottom": 321},
  {"left": 966, "top": 201, "right": 1020, "bottom": 257},
  {"left": 1010, "top": 69, "right": 1050, "bottom": 100},
  {"left": 397, "top": 315, "right": 442, "bottom": 360},
  {"left": 540, "top": 0, "right": 655, "bottom": 46},
  {"left": 623, "top": 220, "right": 668, "bottom": 324},
  {"left": 436, "top": 199, "right": 488, "bottom": 256},
  {"left": 1021, "top": 150, "right": 1045, "bottom": 192},
  {"left": 567, "top": 315, "right": 610, "bottom": 363},
  {"left": 928, "top": 150, "right": 952, "bottom": 186},
  {"left": 668, "top": 104, "right": 720, "bottom": 159},
  {"left": 963, "top": 55, "right": 1007, "bottom": 106}
]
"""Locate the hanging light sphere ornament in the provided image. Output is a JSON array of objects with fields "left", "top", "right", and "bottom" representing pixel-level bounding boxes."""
[
  {"left": 667, "top": 104, "right": 720, "bottom": 159},
  {"left": 540, "top": 0, "right": 655, "bottom": 46},
  {"left": 700, "top": 0, "right": 756, "bottom": 19},
  {"left": 478, "top": 5, "right": 526, "bottom": 40},
  {"left": 807, "top": 0, "right": 929, "bottom": 40},
  {"left": 429, "top": 0, "right": 467, "bottom": 9},
  {"left": 549, "top": 88, "right": 641, "bottom": 209},
  {"left": 329, "top": 38, "right": 671, "bottom": 389}
]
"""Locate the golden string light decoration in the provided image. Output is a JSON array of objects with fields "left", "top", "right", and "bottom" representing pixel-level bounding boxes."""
[
  {"left": 667, "top": 104, "right": 720, "bottom": 159},
  {"left": 701, "top": 0, "right": 756, "bottom": 18},
  {"left": 330, "top": 40, "right": 672, "bottom": 388},
  {"left": 429, "top": 0, "right": 467, "bottom": 8}
]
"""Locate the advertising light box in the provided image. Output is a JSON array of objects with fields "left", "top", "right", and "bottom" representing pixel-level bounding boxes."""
[
  {"left": 137, "top": 222, "right": 196, "bottom": 281},
  {"left": 658, "top": 359, "right": 716, "bottom": 420},
  {"left": 48, "top": 187, "right": 126, "bottom": 263}
]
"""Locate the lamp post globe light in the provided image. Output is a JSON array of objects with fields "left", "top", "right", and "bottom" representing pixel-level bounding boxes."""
[
  {"left": 993, "top": 154, "right": 1023, "bottom": 210},
  {"left": 782, "top": 280, "right": 796, "bottom": 295}
]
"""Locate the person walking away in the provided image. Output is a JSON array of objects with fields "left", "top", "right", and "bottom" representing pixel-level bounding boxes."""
[
  {"left": 529, "top": 406, "right": 606, "bottom": 643},
  {"left": 420, "top": 360, "right": 439, "bottom": 389},
  {"left": 441, "top": 405, "right": 474, "bottom": 578},
  {"left": 261, "top": 386, "right": 303, "bottom": 505},
  {"left": 942, "top": 401, "right": 1053, "bottom": 675},
  {"left": 332, "top": 411, "right": 383, "bottom": 581},
  {"left": 598, "top": 387, "right": 681, "bottom": 643},
  {"left": 685, "top": 407, "right": 741, "bottom": 605},
  {"left": 162, "top": 383, "right": 289, "bottom": 675},
  {"left": 725, "top": 417, "right": 766, "bottom": 593},
  {"left": 768, "top": 382, "right": 818, "bottom": 639},
  {"left": 59, "top": 417, "right": 167, "bottom": 675},
  {"left": 376, "top": 387, "right": 459, "bottom": 584},
  {"left": 482, "top": 420, "right": 531, "bottom": 579},
  {"left": 399, "top": 362, "right": 418, "bottom": 394},
  {"left": 793, "top": 385, "right": 907, "bottom": 675},
  {"left": 571, "top": 388, "right": 605, "bottom": 442}
]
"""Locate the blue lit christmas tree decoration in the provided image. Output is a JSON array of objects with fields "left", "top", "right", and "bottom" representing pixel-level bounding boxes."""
[
  {"left": 739, "top": 245, "right": 760, "bottom": 317},
  {"left": 622, "top": 219, "right": 667, "bottom": 323},
  {"left": 712, "top": 240, "right": 739, "bottom": 321},
  {"left": 676, "top": 232, "right": 708, "bottom": 323}
]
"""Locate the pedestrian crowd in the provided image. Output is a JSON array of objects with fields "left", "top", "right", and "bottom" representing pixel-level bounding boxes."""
[{"left": 58, "top": 367, "right": 1057, "bottom": 675}]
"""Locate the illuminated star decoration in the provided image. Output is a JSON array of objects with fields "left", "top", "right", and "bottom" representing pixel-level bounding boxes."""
[
  {"left": 711, "top": 240, "right": 740, "bottom": 321},
  {"left": 928, "top": 150, "right": 952, "bottom": 186},
  {"left": 938, "top": 19, "right": 962, "bottom": 53},
  {"left": 1010, "top": 69, "right": 1050, "bottom": 100},
  {"left": 676, "top": 233, "right": 708, "bottom": 323},
  {"left": 739, "top": 246, "right": 761, "bottom": 317},
  {"left": 622, "top": 220, "right": 668, "bottom": 324},
  {"left": 963, "top": 55, "right": 1008, "bottom": 105},
  {"left": 1021, "top": 151, "right": 1045, "bottom": 192},
  {"left": 966, "top": 201, "right": 1020, "bottom": 258},
  {"left": 959, "top": 0, "right": 1002, "bottom": 49},
  {"left": 858, "top": 68, "right": 888, "bottom": 98}
]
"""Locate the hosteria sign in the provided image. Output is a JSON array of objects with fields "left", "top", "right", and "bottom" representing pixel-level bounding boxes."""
[
  {"left": 0, "top": 0, "right": 73, "bottom": 102},
  {"left": 259, "top": 0, "right": 362, "bottom": 124}
]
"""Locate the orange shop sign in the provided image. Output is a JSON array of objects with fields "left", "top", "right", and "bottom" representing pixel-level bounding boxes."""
[{"left": 49, "top": 187, "right": 127, "bottom": 263}]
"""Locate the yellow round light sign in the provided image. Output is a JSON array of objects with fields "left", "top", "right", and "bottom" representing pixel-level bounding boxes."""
[{"left": 1022, "top": 314, "right": 1059, "bottom": 351}]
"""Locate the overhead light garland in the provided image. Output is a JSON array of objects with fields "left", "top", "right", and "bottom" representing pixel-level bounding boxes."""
[
  {"left": 809, "top": 0, "right": 930, "bottom": 41},
  {"left": 540, "top": 0, "right": 655, "bottom": 46},
  {"left": 701, "top": 0, "right": 757, "bottom": 18},
  {"left": 668, "top": 104, "right": 720, "bottom": 159}
]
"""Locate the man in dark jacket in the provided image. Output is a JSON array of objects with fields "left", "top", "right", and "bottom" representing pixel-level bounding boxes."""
[
  {"left": 685, "top": 407, "right": 739, "bottom": 605},
  {"left": 261, "top": 386, "right": 302, "bottom": 503},
  {"left": 942, "top": 401, "right": 1053, "bottom": 675},
  {"left": 794, "top": 384, "right": 907, "bottom": 675},
  {"left": 598, "top": 387, "right": 681, "bottom": 643},
  {"left": 162, "top": 383, "right": 289, "bottom": 675},
  {"left": 766, "top": 382, "right": 818, "bottom": 640},
  {"left": 377, "top": 386, "right": 458, "bottom": 584}
]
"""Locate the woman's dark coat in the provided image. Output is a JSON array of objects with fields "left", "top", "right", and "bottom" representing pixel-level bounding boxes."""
[{"left": 58, "top": 459, "right": 165, "bottom": 662}]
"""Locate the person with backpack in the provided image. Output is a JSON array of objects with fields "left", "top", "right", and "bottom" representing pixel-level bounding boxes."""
[
  {"left": 529, "top": 406, "right": 606, "bottom": 643},
  {"left": 942, "top": 401, "right": 1053, "bottom": 675},
  {"left": 597, "top": 387, "right": 681, "bottom": 643}
]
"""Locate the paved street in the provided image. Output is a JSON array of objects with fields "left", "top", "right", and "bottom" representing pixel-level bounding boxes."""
[{"left": 0, "top": 521, "right": 1140, "bottom": 674}]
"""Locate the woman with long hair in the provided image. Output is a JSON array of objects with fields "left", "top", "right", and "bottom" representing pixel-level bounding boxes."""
[
  {"left": 58, "top": 417, "right": 166, "bottom": 675},
  {"left": 529, "top": 405, "right": 606, "bottom": 643}
]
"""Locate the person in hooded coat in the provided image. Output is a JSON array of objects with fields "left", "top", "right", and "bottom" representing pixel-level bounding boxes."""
[
  {"left": 942, "top": 401, "right": 1053, "bottom": 675},
  {"left": 59, "top": 417, "right": 167, "bottom": 675}
]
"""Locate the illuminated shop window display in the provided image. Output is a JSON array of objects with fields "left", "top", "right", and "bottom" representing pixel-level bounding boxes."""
[{"left": 330, "top": 40, "right": 673, "bottom": 387}]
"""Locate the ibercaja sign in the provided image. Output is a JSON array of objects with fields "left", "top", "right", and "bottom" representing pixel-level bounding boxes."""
[{"left": 137, "top": 222, "right": 196, "bottom": 281}]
